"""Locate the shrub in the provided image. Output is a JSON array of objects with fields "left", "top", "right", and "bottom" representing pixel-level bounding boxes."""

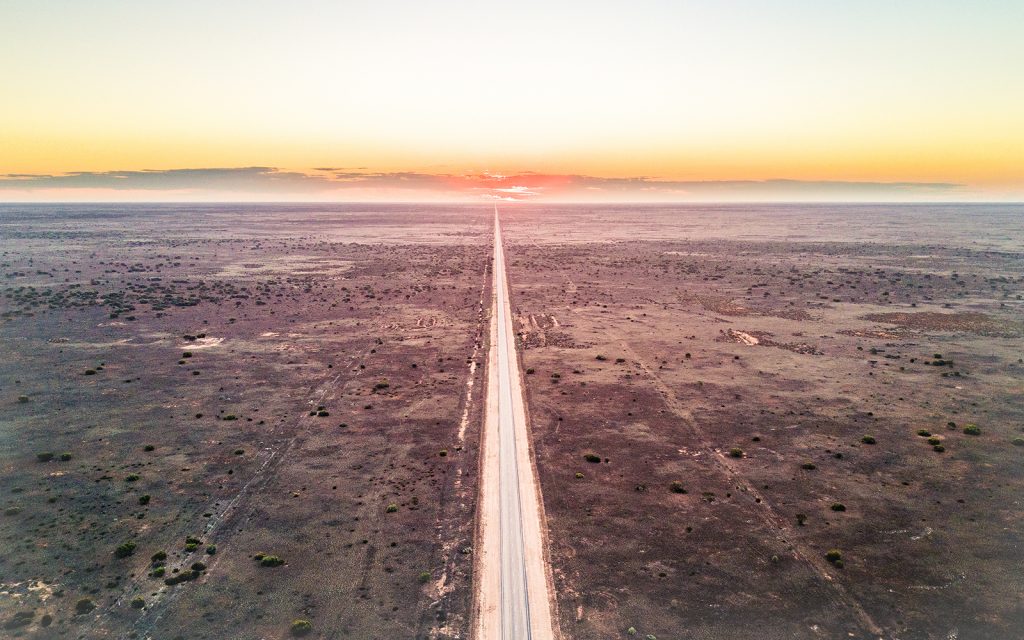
[
  {"left": 595, "top": 354, "right": 607, "bottom": 361},
  {"left": 916, "top": 429, "right": 931, "bottom": 437},
  {"left": 801, "top": 462, "right": 816, "bottom": 470},
  {"left": 139, "top": 495, "right": 151, "bottom": 505},
  {"left": 316, "top": 410, "right": 329, "bottom": 417},
  {"left": 525, "top": 368, "right": 535, "bottom": 374},
  {"left": 963, "top": 424, "right": 981, "bottom": 436},
  {"left": 60, "top": 452, "right": 73, "bottom": 461},
  {"left": 164, "top": 569, "right": 200, "bottom": 585},
  {"left": 439, "top": 449, "right": 448, "bottom": 457},
  {"left": 206, "top": 545, "right": 217, "bottom": 555},
  {"left": 669, "top": 481, "right": 687, "bottom": 494},
  {"left": 151, "top": 551, "right": 167, "bottom": 563},
  {"left": 115, "top": 541, "right": 137, "bottom": 558},
  {"left": 830, "top": 503, "right": 846, "bottom": 512},
  {"left": 825, "top": 549, "right": 842, "bottom": 564},
  {"left": 796, "top": 513, "right": 807, "bottom": 526},
  {"left": 728, "top": 448, "right": 744, "bottom": 458},
  {"left": 861, "top": 435, "right": 876, "bottom": 445},
  {"left": 575, "top": 472, "right": 584, "bottom": 479},
  {"left": 1012, "top": 438, "right": 1024, "bottom": 447},
  {"left": 75, "top": 598, "right": 97, "bottom": 614},
  {"left": 933, "top": 445, "right": 945, "bottom": 453},
  {"left": 125, "top": 474, "right": 140, "bottom": 482},
  {"left": 150, "top": 566, "right": 165, "bottom": 578},
  {"left": 190, "top": 561, "right": 207, "bottom": 571},
  {"left": 36, "top": 452, "right": 54, "bottom": 462},
  {"left": 927, "top": 437, "right": 942, "bottom": 446},
  {"left": 185, "top": 542, "right": 199, "bottom": 552},
  {"left": 130, "top": 596, "right": 145, "bottom": 609},
  {"left": 144, "top": 445, "right": 155, "bottom": 451},
  {"left": 291, "top": 619, "right": 312, "bottom": 636},
  {"left": 182, "top": 352, "right": 193, "bottom": 358},
  {"left": 259, "top": 555, "right": 284, "bottom": 567},
  {"left": 417, "top": 571, "right": 431, "bottom": 583},
  {"left": 583, "top": 453, "right": 601, "bottom": 463}
]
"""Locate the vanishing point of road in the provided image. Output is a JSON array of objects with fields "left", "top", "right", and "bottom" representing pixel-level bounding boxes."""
[{"left": 475, "top": 206, "right": 555, "bottom": 640}]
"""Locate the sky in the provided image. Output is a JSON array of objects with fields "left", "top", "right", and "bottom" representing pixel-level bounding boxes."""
[{"left": 1, "top": 1, "right": 1022, "bottom": 202}]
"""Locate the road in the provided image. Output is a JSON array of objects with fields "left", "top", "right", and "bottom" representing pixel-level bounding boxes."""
[{"left": 475, "top": 206, "right": 555, "bottom": 640}]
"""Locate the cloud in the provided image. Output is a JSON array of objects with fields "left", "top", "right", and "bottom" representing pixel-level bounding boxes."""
[{"left": 0, "top": 167, "right": 968, "bottom": 202}]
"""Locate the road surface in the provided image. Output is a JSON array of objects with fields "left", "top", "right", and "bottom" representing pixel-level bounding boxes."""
[{"left": 475, "top": 206, "right": 555, "bottom": 640}]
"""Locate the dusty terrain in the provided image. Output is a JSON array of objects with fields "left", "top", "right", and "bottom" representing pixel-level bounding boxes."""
[
  {"left": 0, "top": 204, "right": 491, "bottom": 640},
  {"left": 500, "top": 204, "right": 1024, "bottom": 640}
]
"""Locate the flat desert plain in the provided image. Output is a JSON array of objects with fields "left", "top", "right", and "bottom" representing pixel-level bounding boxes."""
[
  {"left": 500, "top": 204, "right": 1024, "bottom": 640},
  {"left": 0, "top": 204, "right": 491, "bottom": 640},
  {"left": 1, "top": 203, "right": 1023, "bottom": 640}
]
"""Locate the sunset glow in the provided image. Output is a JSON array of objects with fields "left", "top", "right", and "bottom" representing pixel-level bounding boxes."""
[{"left": 2, "top": 1, "right": 1022, "bottom": 201}]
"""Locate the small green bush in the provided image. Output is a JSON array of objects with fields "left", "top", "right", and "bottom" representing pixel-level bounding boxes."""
[
  {"left": 916, "top": 429, "right": 931, "bottom": 437},
  {"left": 595, "top": 354, "right": 607, "bottom": 361},
  {"left": 259, "top": 555, "right": 284, "bottom": 567},
  {"left": 164, "top": 569, "right": 200, "bottom": 586},
  {"left": 60, "top": 452, "right": 73, "bottom": 461},
  {"left": 191, "top": 561, "right": 207, "bottom": 571},
  {"left": 927, "top": 437, "right": 941, "bottom": 446},
  {"left": 138, "top": 495, "right": 151, "bottom": 505},
  {"left": 36, "top": 452, "right": 54, "bottom": 462},
  {"left": 861, "top": 435, "right": 876, "bottom": 445},
  {"left": 291, "top": 619, "right": 312, "bottom": 636},
  {"left": 963, "top": 424, "right": 981, "bottom": 436},
  {"left": 670, "top": 481, "right": 687, "bottom": 494},
  {"left": 729, "top": 448, "right": 744, "bottom": 458},
  {"left": 1012, "top": 438, "right": 1024, "bottom": 447},
  {"left": 151, "top": 550, "right": 167, "bottom": 563},
  {"left": 386, "top": 503, "right": 399, "bottom": 513},
  {"left": 115, "top": 541, "right": 137, "bottom": 558},
  {"left": 206, "top": 545, "right": 217, "bottom": 555},
  {"left": 144, "top": 444, "right": 155, "bottom": 452},
  {"left": 825, "top": 549, "right": 842, "bottom": 564},
  {"left": 125, "top": 474, "right": 140, "bottom": 482},
  {"left": 75, "top": 598, "right": 96, "bottom": 614},
  {"left": 801, "top": 462, "right": 816, "bottom": 470},
  {"left": 417, "top": 571, "right": 431, "bottom": 583},
  {"left": 933, "top": 445, "right": 945, "bottom": 453},
  {"left": 830, "top": 503, "right": 846, "bottom": 512},
  {"left": 583, "top": 453, "right": 601, "bottom": 463},
  {"left": 130, "top": 596, "right": 145, "bottom": 609},
  {"left": 150, "top": 567, "right": 165, "bottom": 578},
  {"left": 574, "top": 472, "right": 584, "bottom": 479}
]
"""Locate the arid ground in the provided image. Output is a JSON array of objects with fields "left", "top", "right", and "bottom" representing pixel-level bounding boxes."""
[
  {"left": 0, "top": 204, "right": 491, "bottom": 640},
  {"left": 500, "top": 204, "right": 1024, "bottom": 640},
  {"left": 2, "top": 203, "right": 1023, "bottom": 640}
]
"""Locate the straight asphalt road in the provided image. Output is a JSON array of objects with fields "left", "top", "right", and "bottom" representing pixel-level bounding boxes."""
[{"left": 475, "top": 206, "right": 554, "bottom": 640}]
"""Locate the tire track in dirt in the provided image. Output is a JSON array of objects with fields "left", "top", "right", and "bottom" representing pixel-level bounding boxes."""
[
  {"left": 615, "top": 337, "right": 885, "bottom": 638},
  {"left": 106, "top": 339, "right": 379, "bottom": 640}
]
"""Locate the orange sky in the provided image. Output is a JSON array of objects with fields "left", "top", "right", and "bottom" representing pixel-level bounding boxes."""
[{"left": 1, "top": 1, "right": 1022, "bottom": 201}]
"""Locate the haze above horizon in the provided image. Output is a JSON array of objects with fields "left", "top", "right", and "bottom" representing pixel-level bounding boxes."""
[{"left": 2, "top": 1, "right": 1022, "bottom": 202}]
